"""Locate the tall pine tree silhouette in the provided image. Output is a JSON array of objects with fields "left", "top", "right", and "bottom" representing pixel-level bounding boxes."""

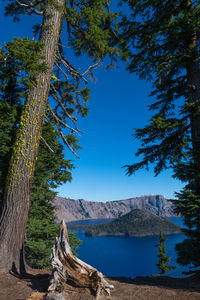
[
  {"left": 156, "top": 232, "right": 177, "bottom": 275},
  {"left": 121, "top": 0, "right": 200, "bottom": 267},
  {"left": 0, "top": 0, "right": 118, "bottom": 273}
]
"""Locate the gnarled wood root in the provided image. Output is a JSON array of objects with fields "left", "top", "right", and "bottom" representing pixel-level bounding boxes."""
[{"left": 48, "top": 220, "right": 114, "bottom": 298}]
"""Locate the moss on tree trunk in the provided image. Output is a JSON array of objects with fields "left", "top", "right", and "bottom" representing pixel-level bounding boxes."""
[{"left": 0, "top": 0, "right": 65, "bottom": 273}]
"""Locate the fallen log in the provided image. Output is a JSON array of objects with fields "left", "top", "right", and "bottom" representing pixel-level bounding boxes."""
[{"left": 48, "top": 220, "right": 114, "bottom": 298}]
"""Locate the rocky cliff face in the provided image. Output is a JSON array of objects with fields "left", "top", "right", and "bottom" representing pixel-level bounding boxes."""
[{"left": 53, "top": 195, "right": 177, "bottom": 222}]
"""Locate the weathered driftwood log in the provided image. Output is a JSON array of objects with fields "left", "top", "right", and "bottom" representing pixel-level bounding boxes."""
[{"left": 48, "top": 220, "right": 114, "bottom": 298}]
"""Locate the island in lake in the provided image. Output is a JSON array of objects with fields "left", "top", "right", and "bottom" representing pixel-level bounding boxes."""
[{"left": 68, "top": 209, "right": 182, "bottom": 237}]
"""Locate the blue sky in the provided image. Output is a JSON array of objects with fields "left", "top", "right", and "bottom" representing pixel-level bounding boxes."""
[{"left": 0, "top": 2, "right": 183, "bottom": 202}]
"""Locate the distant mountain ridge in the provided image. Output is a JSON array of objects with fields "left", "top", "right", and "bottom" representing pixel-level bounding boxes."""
[{"left": 53, "top": 194, "right": 177, "bottom": 222}]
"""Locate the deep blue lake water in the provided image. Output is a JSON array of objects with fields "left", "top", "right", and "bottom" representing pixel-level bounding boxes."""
[{"left": 69, "top": 217, "right": 189, "bottom": 278}]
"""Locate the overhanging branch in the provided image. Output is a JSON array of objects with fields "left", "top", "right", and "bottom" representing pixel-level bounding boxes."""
[
  {"left": 50, "top": 83, "right": 84, "bottom": 134},
  {"left": 47, "top": 105, "right": 80, "bottom": 159},
  {"left": 15, "top": 0, "right": 43, "bottom": 15},
  {"left": 48, "top": 104, "right": 81, "bottom": 136}
]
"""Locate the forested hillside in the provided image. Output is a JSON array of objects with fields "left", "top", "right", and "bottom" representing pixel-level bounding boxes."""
[{"left": 68, "top": 209, "right": 181, "bottom": 237}]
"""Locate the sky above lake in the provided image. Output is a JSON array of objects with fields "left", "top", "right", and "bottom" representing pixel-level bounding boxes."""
[{"left": 0, "top": 2, "right": 183, "bottom": 202}]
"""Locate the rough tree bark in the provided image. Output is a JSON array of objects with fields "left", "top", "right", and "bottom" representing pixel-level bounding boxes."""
[
  {"left": 0, "top": 0, "right": 65, "bottom": 273},
  {"left": 186, "top": 14, "right": 200, "bottom": 195},
  {"left": 185, "top": 0, "right": 200, "bottom": 194},
  {"left": 187, "top": 59, "right": 200, "bottom": 193},
  {"left": 48, "top": 220, "right": 114, "bottom": 298}
]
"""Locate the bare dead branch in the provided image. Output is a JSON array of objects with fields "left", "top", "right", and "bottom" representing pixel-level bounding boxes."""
[
  {"left": 57, "top": 42, "right": 101, "bottom": 84},
  {"left": 32, "top": 24, "right": 42, "bottom": 41},
  {"left": 15, "top": 0, "right": 43, "bottom": 15},
  {"left": 58, "top": 128, "right": 80, "bottom": 159},
  {"left": 82, "top": 60, "right": 100, "bottom": 76},
  {"left": 41, "top": 136, "right": 54, "bottom": 153},
  {"left": 48, "top": 104, "right": 80, "bottom": 136},
  {"left": 47, "top": 106, "right": 80, "bottom": 158},
  {"left": 57, "top": 41, "right": 70, "bottom": 49},
  {"left": 56, "top": 52, "right": 75, "bottom": 73},
  {"left": 50, "top": 83, "right": 84, "bottom": 134},
  {"left": 56, "top": 50, "right": 88, "bottom": 84},
  {"left": 55, "top": 62, "right": 69, "bottom": 80},
  {"left": 56, "top": 53, "right": 80, "bottom": 77}
]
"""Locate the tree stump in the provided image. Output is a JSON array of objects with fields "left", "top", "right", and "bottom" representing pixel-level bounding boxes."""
[{"left": 48, "top": 220, "right": 114, "bottom": 298}]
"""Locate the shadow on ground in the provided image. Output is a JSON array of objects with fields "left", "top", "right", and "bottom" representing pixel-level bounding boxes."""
[
  {"left": 1, "top": 269, "right": 200, "bottom": 300},
  {"left": 110, "top": 271, "right": 200, "bottom": 293}
]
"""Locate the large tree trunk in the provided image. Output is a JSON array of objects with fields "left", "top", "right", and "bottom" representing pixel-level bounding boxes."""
[
  {"left": 0, "top": 0, "right": 65, "bottom": 273},
  {"left": 185, "top": 2, "right": 200, "bottom": 194},
  {"left": 186, "top": 34, "right": 200, "bottom": 194},
  {"left": 48, "top": 220, "right": 114, "bottom": 298},
  {"left": 187, "top": 61, "right": 200, "bottom": 193}
]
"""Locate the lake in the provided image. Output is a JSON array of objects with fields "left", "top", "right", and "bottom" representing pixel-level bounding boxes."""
[{"left": 69, "top": 217, "right": 190, "bottom": 278}]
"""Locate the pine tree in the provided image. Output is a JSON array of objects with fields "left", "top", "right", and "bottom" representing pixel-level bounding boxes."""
[
  {"left": 173, "top": 189, "right": 200, "bottom": 266},
  {"left": 120, "top": 0, "right": 200, "bottom": 267},
  {"left": 156, "top": 232, "right": 177, "bottom": 275},
  {"left": 0, "top": 52, "right": 81, "bottom": 269},
  {"left": 0, "top": 53, "right": 22, "bottom": 206},
  {"left": 25, "top": 121, "right": 82, "bottom": 269},
  {"left": 0, "top": 0, "right": 118, "bottom": 273}
]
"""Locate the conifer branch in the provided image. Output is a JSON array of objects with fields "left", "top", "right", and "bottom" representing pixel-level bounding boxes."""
[{"left": 105, "top": 1, "right": 119, "bottom": 40}]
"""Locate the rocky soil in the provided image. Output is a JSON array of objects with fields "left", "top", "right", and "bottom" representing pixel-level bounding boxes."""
[{"left": 1, "top": 269, "right": 200, "bottom": 300}]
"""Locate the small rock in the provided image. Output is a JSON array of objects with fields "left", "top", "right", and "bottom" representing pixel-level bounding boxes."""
[{"left": 45, "top": 293, "right": 65, "bottom": 300}]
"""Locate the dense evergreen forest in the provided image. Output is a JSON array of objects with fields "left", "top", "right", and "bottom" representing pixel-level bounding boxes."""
[{"left": 0, "top": 68, "right": 81, "bottom": 268}]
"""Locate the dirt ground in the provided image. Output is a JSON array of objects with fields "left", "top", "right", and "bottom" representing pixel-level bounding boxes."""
[{"left": 1, "top": 269, "right": 200, "bottom": 300}]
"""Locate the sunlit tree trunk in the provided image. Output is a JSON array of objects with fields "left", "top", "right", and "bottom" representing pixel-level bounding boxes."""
[{"left": 0, "top": 0, "right": 65, "bottom": 273}]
